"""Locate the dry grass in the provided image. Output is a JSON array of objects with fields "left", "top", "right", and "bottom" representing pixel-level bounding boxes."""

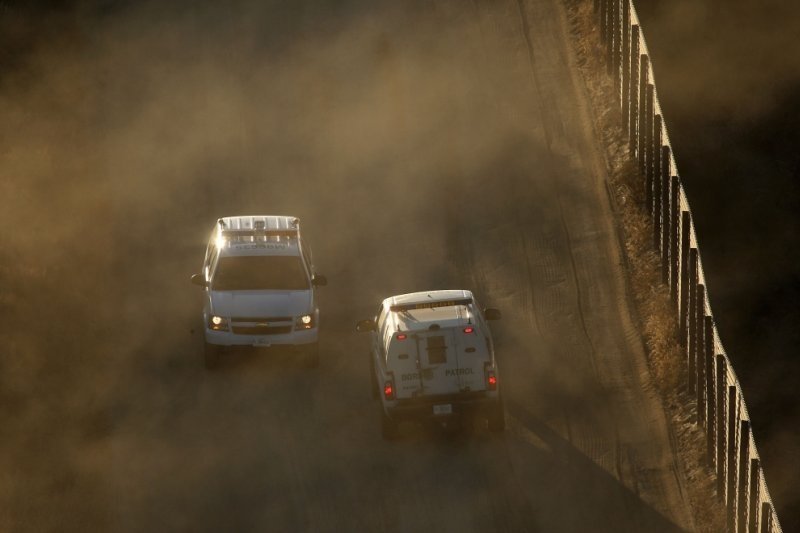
[
  {"left": 564, "top": 0, "right": 726, "bottom": 531},
  {"left": 564, "top": 0, "right": 684, "bottom": 400}
]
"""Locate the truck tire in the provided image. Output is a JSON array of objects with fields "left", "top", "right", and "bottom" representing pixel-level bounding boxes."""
[
  {"left": 381, "top": 410, "right": 399, "bottom": 440},
  {"left": 204, "top": 342, "right": 220, "bottom": 370},
  {"left": 487, "top": 398, "right": 506, "bottom": 432}
]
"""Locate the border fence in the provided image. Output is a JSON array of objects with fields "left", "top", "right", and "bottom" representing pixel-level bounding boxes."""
[{"left": 591, "top": 0, "right": 783, "bottom": 531}]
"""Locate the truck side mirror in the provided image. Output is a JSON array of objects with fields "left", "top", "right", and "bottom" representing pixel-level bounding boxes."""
[
  {"left": 312, "top": 274, "right": 328, "bottom": 286},
  {"left": 484, "top": 308, "right": 501, "bottom": 321},
  {"left": 356, "top": 319, "right": 376, "bottom": 332},
  {"left": 190, "top": 273, "right": 207, "bottom": 287}
]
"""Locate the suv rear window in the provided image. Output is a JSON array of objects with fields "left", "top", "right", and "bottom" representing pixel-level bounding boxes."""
[
  {"left": 213, "top": 256, "right": 309, "bottom": 291},
  {"left": 426, "top": 335, "right": 448, "bottom": 364}
]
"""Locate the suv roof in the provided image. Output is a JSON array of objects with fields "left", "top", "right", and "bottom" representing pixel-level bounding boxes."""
[
  {"left": 215, "top": 215, "right": 302, "bottom": 257},
  {"left": 383, "top": 290, "right": 476, "bottom": 332}
]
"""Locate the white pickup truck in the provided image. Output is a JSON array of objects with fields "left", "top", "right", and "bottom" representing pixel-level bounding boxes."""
[
  {"left": 191, "top": 215, "right": 327, "bottom": 369},
  {"left": 357, "top": 290, "right": 505, "bottom": 439}
]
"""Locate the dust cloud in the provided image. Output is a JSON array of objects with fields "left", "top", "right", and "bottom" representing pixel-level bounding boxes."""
[
  {"left": 0, "top": 1, "right": 567, "bottom": 531},
  {"left": 637, "top": 0, "right": 800, "bottom": 121}
]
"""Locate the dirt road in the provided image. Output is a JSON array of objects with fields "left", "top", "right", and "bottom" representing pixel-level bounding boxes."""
[{"left": 1, "top": 0, "right": 695, "bottom": 531}]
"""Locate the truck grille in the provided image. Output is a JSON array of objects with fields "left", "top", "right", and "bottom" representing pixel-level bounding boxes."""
[
  {"left": 230, "top": 316, "right": 292, "bottom": 322},
  {"left": 232, "top": 325, "right": 292, "bottom": 335}
]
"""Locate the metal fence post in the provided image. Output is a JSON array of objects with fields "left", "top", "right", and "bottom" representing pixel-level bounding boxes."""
[
  {"left": 738, "top": 420, "right": 751, "bottom": 533},
  {"left": 614, "top": 0, "right": 623, "bottom": 91},
  {"left": 637, "top": 56, "right": 649, "bottom": 165},
  {"left": 687, "top": 249, "right": 698, "bottom": 393},
  {"left": 670, "top": 178, "right": 680, "bottom": 305},
  {"left": 749, "top": 458, "right": 760, "bottom": 533},
  {"left": 660, "top": 146, "right": 671, "bottom": 282},
  {"left": 607, "top": 0, "right": 617, "bottom": 74},
  {"left": 716, "top": 354, "right": 727, "bottom": 499},
  {"left": 650, "top": 113, "right": 662, "bottom": 225},
  {"left": 679, "top": 212, "right": 691, "bottom": 345},
  {"left": 628, "top": 26, "right": 640, "bottom": 147},
  {"left": 618, "top": 0, "right": 624, "bottom": 75},
  {"left": 695, "top": 284, "right": 706, "bottom": 422},
  {"left": 643, "top": 86, "right": 654, "bottom": 196},
  {"left": 651, "top": 115, "right": 661, "bottom": 244},
  {"left": 727, "top": 386, "right": 739, "bottom": 530},
  {"left": 760, "top": 502, "right": 774, "bottom": 533},
  {"left": 620, "top": 0, "right": 630, "bottom": 111},
  {"left": 705, "top": 316, "right": 715, "bottom": 462}
]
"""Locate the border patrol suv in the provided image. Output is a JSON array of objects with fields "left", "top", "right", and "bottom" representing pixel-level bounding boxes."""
[
  {"left": 357, "top": 290, "right": 504, "bottom": 439},
  {"left": 191, "top": 215, "right": 327, "bottom": 369}
]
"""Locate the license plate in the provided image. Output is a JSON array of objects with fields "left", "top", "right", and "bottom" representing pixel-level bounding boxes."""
[
  {"left": 433, "top": 404, "right": 453, "bottom": 415},
  {"left": 254, "top": 338, "right": 271, "bottom": 347}
]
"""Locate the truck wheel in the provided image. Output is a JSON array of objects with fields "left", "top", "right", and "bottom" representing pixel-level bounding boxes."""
[
  {"left": 204, "top": 342, "right": 220, "bottom": 370},
  {"left": 381, "top": 410, "right": 399, "bottom": 440},
  {"left": 487, "top": 399, "right": 506, "bottom": 433},
  {"left": 304, "top": 342, "right": 320, "bottom": 368}
]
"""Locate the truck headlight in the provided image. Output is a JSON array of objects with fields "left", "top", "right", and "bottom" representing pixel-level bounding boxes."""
[
  {"left": 296, "top": 314, "right": 314, "bottom": 329},
  {"left": 208, "top": 315, "right": 229, "bottom": 331}
]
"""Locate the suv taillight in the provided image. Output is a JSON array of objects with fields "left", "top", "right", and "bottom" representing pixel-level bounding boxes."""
[
  {"left": 487, "top": 370, "right": 498, "bottom": 391},
  {"left": 383, "top": 380, "right": 395, "bottom": 400}
]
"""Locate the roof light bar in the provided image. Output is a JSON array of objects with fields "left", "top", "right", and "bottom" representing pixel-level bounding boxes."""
[
  {"left": 390, "top": 297, "right": 472, "bottom": 313},
  {"left": 220, "top": 229, "right": 298, "bottom": 238}
]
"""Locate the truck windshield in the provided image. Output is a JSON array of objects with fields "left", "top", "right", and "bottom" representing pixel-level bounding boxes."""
[{"left": 213, "top": 255, "right": 309, "bottom": 291}]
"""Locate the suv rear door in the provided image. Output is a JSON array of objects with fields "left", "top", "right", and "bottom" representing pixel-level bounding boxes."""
[
  {"left": 389, "top": 327, "right": 490, "bottom": 399},
  {"left": 414, "top": 330, "right": 461, "bottom": 396},
  {"left": 451, "top": 325, "right": 488, "bottom": 392}
]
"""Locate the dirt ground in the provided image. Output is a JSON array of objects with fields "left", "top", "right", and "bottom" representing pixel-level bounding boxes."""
[{"left": 1, "top": 0, "right": 707, "bottom": 531}]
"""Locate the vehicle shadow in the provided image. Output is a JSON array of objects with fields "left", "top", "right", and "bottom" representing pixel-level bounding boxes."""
[{"left": 504, "top": 397, "right": 688, "bottom": 533}]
